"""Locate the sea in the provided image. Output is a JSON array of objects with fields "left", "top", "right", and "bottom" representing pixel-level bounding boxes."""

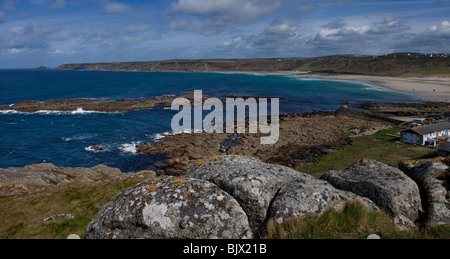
[{"left": 0, "top": 69, "right": 422, "bottom": 172}]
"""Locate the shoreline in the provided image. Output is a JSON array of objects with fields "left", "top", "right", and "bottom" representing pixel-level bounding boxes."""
[
  {"left": 302, "top": 74, "right": 450, "bottom": 103},
  {"left": 159, "top": 70, "right": 450, "bottom": 102},
  {"left": 202, "top": 70, "right": 450, "bottom": 102},
  {"left": 44, "top": 68, "right": 450, "bottom": 102}
]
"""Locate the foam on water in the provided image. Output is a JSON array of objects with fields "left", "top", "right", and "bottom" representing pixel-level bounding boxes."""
[
  {"left": 0, "top": 108, "right": 119, "bottom": 115},
  {"left": 119, "top": 142, "right": 141, "bottom": 154},
  {"left": 84, "top": 144, "right": 111, "bottom": 153},
  {"left": 0, "top": 110, "right": 20, "bottom": 114},
  {"left": 62, "top": 133, "right": 98, "bottom": 142}
]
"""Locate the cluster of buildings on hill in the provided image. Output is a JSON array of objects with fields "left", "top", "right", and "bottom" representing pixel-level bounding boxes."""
[
  {"left": 400, "top": 122, "right": 450, "bottom": 156},
  {"left": 384, "top": 53, "right": 448, "bottom": 58}
]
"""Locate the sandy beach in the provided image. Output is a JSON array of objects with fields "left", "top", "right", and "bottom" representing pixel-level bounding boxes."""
[
  {"left": 309, "top": 74, "right": 450, "bottom": 102},
  {"left": 222, "top": 71, "right": 450, "bottom": 102}
]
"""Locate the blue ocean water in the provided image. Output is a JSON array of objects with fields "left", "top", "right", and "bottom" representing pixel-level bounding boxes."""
[{"left": 0, "top": 70, "right": 422, "bottom": 172}]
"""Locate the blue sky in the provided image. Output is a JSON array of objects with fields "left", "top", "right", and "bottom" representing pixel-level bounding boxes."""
[{"left": 0, "top": 0, "right": 450, "bottom": 68}]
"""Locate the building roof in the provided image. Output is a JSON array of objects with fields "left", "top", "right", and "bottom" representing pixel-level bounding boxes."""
[
  {"left": 406, "top": 122, "right": 450, "bottom": 136},
  {"left": 438, "top": 143, "right": 450, "bottom": 152}
]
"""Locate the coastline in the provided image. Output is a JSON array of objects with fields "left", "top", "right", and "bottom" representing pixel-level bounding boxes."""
[
  {"left": 172, "top": 70, "right": 450, "bottom": 102},
  {"left": 40, "top": 67, "right": 450, "bottom": 102},
  {"left": 304, "top": 74, "right": 450, "bottom": 102}
]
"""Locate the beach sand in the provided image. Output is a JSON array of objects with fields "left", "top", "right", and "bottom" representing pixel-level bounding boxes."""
[
  {"left": 308, "top": 74, "right": 450, "bottom": 102},
  {"left": 238, "top": 71, "right": 450, "bottom": 102}
]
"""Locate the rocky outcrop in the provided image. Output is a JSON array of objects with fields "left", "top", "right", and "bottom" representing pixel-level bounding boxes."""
[
  {"left": 0, "top": 163, "right": 155, "bottom": 198},
  {"left": 269, "top": 177, "right": 379, "bottom": 224},
  {"left": 2, "top": 92, "right": 210, "bottom": 113},
  {"left": 139, "top": 112, "right": 391, "bottom": 175},
  {"left": 186, "top": 156, "right": 300, "bottom": 234},
  {"left": 85, "top": 177, "right": 253, "bottom": 239},
  {"left": 321, "top": 160, "right": 423, "bottom": 230},
  {"left": 186, "top": 155, "right": 378, "bottom": 235},
  {"left": 399, "top": 160, "right": 450, "bottom": 226},
  {"left": 85, "top": 155, "right": 379, "bottom": 239}
]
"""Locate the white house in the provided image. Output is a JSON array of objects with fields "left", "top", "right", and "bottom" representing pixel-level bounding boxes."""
[{"left": 401, "top": 122, "right": 450, "bottom": 146}]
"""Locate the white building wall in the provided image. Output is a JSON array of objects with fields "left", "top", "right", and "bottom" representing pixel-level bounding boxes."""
[
  {"left": 402, "top": 127, "right": 450, "bottom": 146},
  {"left": 441, "top": 130, "right": 450, "bottom": 137},
  {"left": 423, "top": 133, "right": 436, "bottom": 145}
]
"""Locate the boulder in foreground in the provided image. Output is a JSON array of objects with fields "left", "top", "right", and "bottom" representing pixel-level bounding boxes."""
[
  {"left": 400, "top": 160, "right": 450, "bottom": 226},
  {"left": 321, "top": 160, "right": 423, "bottom": 230},
  {"left": 186, "top": 155, "right": 378, "bottom": 235},
  {"left": 269, "top": 177, "right": 379, "bottom": 224},
  {"left": 85, "top": 177, "right": 253, "bottom": 239}
]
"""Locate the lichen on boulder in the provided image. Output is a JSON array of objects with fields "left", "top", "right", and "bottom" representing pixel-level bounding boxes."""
[
  {"left": 85, "top": 177, "right": 253, "bottom": 239},
  {"left": 186, "top": 155, "right": 378, "bottom": 235},
  {"left": 186, "top": 155, "right": 302, "bottom": 235}
]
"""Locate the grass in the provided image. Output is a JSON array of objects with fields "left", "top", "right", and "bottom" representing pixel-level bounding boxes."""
[
  {"left": 371, "top": 127, "right": 403, "bottom": 141},
  {"left": 265, "top": 203, "right": 450, "bottom": 239},
  {"left": 297, "top": 128, "right": 437, "bottom": 178},
  {"left": 0, "top": 128, "right": 446, "bottom": 239},
  {"left": 0, "top": 178, "right": 147, "bottom": 239},
  {"left": 287, "top": 127, "right": 449, "bottom": 239}
]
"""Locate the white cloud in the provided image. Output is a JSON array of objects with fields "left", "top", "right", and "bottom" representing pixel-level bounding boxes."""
[
  {"left": 309, "top": 17, "right": 411, "bottom": 55},
  {"left": 0, "top": 22, "right": 67, "bottom": 53},
  {"left": 7, "top": 48, "right": 24, "bottom": 54},
  {"left": 48, "top": 49, "right": 64, "bottom": 54},
  {"left": 322, "top": 19, "right": 347, "bottom": 29},
  {"left": 219, "top": 18, "right": 304, "bottom": 57},
  {"left": 402, "top": 20, "right": 450, "bottom": 52},
  {"left": 170, "top": 0, "right": 282, "bottom": 16},
  {"left": 71, "top": 22, "right": 155, "bottom": 57},
  {"left": 168, "top": 0, "right": 285, "bottom": 35},
  {"left": 101, "top": 0, "right": 133, "bottom": 15},
  {"left": 435, "top": 20, "right": 450, "bottom": 31},
  {"left": 265, "top": 20, "right": 298, "bottom": 35}
]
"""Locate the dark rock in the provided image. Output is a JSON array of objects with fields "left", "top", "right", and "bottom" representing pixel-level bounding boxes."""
[
  {"left": 4, "top": 92, "right": 212, "bottom": 113},
  {"left": 164, "top": 168, "right": 183, "bottom": 175},
  {"left": 321, "top": 160, "right": 422, "bottom": 230},
  {"left": 85, "top": 177, "right": 252, "bottom": 239},
  {"left": 153, "top": 162, "right": 168, "bottom": 169},
  {"left": 155, "top": 170, "right": 165, "bottom": 176}
]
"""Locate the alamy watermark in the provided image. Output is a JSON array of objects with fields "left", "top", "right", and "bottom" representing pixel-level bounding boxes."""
[{"left": 171, "top": 90, "right": 280, "bottom": 145}]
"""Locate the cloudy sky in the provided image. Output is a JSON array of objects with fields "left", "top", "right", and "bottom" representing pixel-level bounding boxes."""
[{"left": 1, "top": 0, "right": 450, "bottom": 68}]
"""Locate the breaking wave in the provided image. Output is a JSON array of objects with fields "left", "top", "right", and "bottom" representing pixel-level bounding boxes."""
[{"left": 0, "top": 108, "right": 119, "bottom": 115}]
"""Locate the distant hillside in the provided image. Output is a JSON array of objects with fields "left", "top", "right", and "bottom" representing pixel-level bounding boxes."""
[{"left": 44, "top": 53, "right": 450, "bottom": 77}]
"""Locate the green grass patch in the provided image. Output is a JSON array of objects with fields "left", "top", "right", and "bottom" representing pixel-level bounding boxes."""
[
  {"left": 0, "top": 178, "right": 148, "bottom": 239},
  {"left": 265, "top": 203, "right": 449, "bottom": 239},
  {"left": 297, "top": 129, "right": 437, "bottom": 178},
  {"left": 371, "top": 127, "right": 403, "bottom": 141}
]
